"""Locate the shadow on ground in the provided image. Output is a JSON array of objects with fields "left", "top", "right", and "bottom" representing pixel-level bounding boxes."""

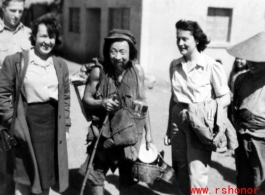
[
  {"left": 209, "top": 160, "right": 236, "bottom": 184},
  {"left": 106, "top": 174, "right": 177, "bottom": 195},
  {"left": 55, "top": 168, "right": 177, "bottom": 195}
]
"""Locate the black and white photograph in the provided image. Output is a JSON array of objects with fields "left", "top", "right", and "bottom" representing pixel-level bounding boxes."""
[{"left": 1, "top": 0, "right": 265, "bottom": 195}]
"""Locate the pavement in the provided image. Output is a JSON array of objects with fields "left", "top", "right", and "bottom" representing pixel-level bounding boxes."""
[{"left": 50, "top": 58, "right": 237, "bottom": 195}]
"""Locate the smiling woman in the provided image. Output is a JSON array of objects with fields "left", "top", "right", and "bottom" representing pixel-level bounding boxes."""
[
  {"left": 30, "top": 14, "right": 62, "bottom": 60},
  {"left": 164, "top": 19, "right": 230, "bottom": 195},
  {"left": 0, "top": 13, "right": 70, "bottom": 195},
  {"left": 33, "top": 24, "right": 56, "bottom": 59}
]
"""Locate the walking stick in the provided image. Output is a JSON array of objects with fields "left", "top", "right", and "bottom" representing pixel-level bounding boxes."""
[{"left": 79, "top": 114, "right": 109, "bottom": 195}]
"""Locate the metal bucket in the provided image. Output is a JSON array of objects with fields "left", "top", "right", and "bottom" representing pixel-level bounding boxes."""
[
  {"left": 131, "top": 161, "right": 163, "bottom": 185},
  {"left": 159, "top": 161, "right": 177, "bottom": 185},
  {"left": 132, "top": 150, "right": 177, "bottom": 185}
]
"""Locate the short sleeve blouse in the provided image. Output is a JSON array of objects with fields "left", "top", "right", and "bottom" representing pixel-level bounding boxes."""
[{"left": 170, "top": 53, "right": 230, "bottom": 104}]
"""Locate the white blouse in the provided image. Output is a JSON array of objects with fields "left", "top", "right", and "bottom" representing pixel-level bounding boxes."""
[{"left": 24, "top": 49, "right": 58, "bottom": 103}]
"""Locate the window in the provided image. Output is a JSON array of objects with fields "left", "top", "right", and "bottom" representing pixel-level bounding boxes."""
[
  {"left": 69, "top": 8, "right": 80, "bottom": 33},
  {"left": 206, "top": 8, "right": 233, "bottom": 42},
  {"left": 109, "top": 8, "right": 130, "bottom": 30}
]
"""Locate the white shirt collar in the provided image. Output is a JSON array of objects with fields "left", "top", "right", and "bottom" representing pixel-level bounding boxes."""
[
  {"left": 29, "top": 48, "right": 53, "bottom": 68},
  {"left": 0, "top": 19, "right": 24, "bottom": 33},
  {"left": 177, "top": 53, "right": 206, "bottom": 68}
]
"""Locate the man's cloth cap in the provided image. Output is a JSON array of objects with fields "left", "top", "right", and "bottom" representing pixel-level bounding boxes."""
[
  {"left": 105, "top": 29, "right": 136, "bottom": 45},
  {"left": 227, "top": 31, "right": 265, "bottom": 62}
]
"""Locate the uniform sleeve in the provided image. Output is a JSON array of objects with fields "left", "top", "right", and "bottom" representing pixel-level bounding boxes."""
[{"left": 210, "top": 61, "right": 230, "bottom": 97}]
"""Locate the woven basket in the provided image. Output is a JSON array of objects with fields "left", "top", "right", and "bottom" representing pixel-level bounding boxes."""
[{"left": 132, "top": 161, "right": 163, "bottom": 184}]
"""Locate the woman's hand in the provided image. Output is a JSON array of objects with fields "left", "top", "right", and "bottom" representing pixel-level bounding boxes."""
[
  {"left": 213, "top": 127, "right": 226, "bottom": 147},
  {"left": 164, "top": 134, "right": 171, "bottom": 146},
  {"left": 102, "top": 98, "right": 119, "bottom": 112}
]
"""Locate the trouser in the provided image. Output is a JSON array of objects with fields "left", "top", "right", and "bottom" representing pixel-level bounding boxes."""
[
  {"left": 0, "top": 151, "right": 14, "bottom": 195},
  {"left": 171, "top": 103, "right": 211, "bottom": 195},
  {"left": 0, "top": 173, "right": 14, "bottom": 195},
  {"left": 235, "top": 133, "right": 265, "bottom": 195}
]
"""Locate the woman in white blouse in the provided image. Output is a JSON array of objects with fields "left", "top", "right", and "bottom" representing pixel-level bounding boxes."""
[
  {"left": 164, "top": 20, "right": 230, "bottom": 195},
  {"left": 0, "top": 14, "right": 71, "bottom": 195}
]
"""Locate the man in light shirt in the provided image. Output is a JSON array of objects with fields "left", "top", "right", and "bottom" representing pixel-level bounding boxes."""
[
  {"left": 0, "top": 1, "right": 31, "bottom": 194},
  {"left": 0, "top": 0, "right": 31, "bottom": 68}
]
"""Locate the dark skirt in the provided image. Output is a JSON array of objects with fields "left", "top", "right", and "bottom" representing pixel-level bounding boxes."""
[{"left": 26, "top": 101, "right": 58, "bottom": 190}]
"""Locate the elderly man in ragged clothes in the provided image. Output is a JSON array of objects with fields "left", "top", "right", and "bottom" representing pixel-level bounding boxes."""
[
  {"left": 0, "top": 0, "right": 31, "bottom": 194},
  {"left": 228, "top": 31, "right": 265, "bottom": 195},
  {"left": 80, "top": 29, "right": 152, "bottom": 195}
]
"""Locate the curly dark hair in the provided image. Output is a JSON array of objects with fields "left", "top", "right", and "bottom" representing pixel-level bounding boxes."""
[
  {"left": 30, "top": 13, "right": 62, "bottom": 48},
  {"left": 175, "top": 20, "right": 210, "bottom": 52}
]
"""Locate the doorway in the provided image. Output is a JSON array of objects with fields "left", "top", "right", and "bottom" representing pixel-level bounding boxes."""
[{"left": 85, "top": 8, "right": 101, "bottom": 62}]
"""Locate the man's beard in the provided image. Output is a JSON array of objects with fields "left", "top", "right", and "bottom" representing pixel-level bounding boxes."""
[{"left": 114, "top": 62, "right": 126, "bottom": 75}]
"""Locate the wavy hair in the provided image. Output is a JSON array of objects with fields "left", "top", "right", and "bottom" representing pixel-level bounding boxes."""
[
  {"left": 176, "top": 20, "right": 210, "bottom": 52},
  {"left": 30, "top": 13, "right": 62, "bottom": 48}
]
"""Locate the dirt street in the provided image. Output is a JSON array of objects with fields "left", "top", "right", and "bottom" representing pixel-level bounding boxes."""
[{"left": 50, "top": 59, "right": 236, "bottom": 195}]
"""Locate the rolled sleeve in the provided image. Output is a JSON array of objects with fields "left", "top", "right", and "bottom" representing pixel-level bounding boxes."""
[{"left": 211, "top": 62, "right": 230, "bottom": 97}]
